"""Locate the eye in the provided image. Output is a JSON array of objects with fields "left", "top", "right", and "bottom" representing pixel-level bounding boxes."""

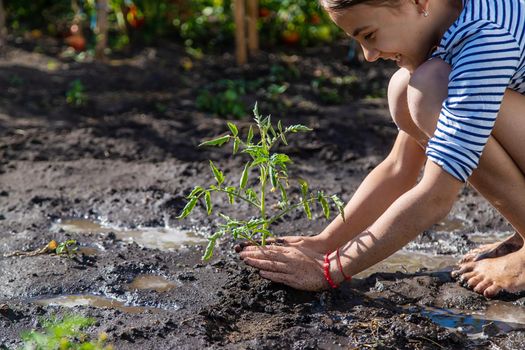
[{"left": 364, "top": 32, "right": 375, "bottom": 41}]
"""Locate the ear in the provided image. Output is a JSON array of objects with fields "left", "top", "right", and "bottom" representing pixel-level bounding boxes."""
[{"left": 414, "top": 0, "right": 431, "bottom": 12}]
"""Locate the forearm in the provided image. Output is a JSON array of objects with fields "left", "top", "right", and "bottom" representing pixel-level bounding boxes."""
[
  {"left": 337, "top": 162, "right": 461, "bottom": 277},
  {"left": 316, "top": 159, "right": 418, "bottom": 251}
]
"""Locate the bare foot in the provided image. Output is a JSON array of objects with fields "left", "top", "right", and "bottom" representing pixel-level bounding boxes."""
[
  {"left": 452, "top": 246, "right": 525, "bottom": 298},
  {"left": 459, "top": 232, "right": 523, "bottom": 263}
]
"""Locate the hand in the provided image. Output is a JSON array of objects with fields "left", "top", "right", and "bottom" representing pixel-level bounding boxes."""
[
  {"left": 234, "top": 235, "right": 330, "bottom": 255},
  {"left": 239, "top": 244, "right": 337, "bottom": 291}
]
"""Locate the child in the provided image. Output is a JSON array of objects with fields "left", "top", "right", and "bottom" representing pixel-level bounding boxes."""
[{"left": 239, "top": 0, "right": 525, "bottom": 298}]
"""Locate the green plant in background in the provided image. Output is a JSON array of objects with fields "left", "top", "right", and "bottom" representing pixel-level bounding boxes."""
[
  {"left": 196, "top": 79, "right": 261, "bottom": 119},
  {"left": 173, "top": 0, "right": 340, "bottom": 50},
  {"left": 178, "top": 104, "right": 345, "bottom": 260},
  {"left": 66, "top": 79, "right": 87, "bottom": 107},
  {"left": 20, "top": 314, "right": 112, "bottom": 350}
]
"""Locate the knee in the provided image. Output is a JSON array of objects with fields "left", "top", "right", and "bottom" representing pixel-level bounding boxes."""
[
  {"left": 387, "top": 68, "right": 411, "bottom": 127},
  {"left": 407, "top": 59, "right": 451, "bottom": 137}
]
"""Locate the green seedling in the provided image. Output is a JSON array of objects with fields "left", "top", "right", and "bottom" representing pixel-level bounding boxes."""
[
  {"left": 3, "top": 239, "right": 78, "bottom": 258},
  {"left": 55, "top": 239, "right": 79, "bottom": 258},
  {"left": 178, "top": 103, "right": 345, "bottom": 260},
  {"left": 20, "top": 314, "right": 112, "bottom": 350},
  {"left": 66, "top": 79, "right": 87, "bottom": 107}
]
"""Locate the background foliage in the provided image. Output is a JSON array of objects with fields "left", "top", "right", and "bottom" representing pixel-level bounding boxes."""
[{"left": 3, "top": 0, "right": 341, "bottom": 52}]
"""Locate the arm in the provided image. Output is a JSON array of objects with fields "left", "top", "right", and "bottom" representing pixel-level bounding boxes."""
[
  {"left": 335, "top": 160, "right": 462, "bottom": 280},
  {"left": 239, "top": 160, "right": 462, "bottom": 291},
  {"left": 314, "top": 130, "right": 426, "bottom": 251}
]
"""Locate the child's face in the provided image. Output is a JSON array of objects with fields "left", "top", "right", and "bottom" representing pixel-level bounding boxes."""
[{"left": 328, "top": 2, "right": 438, "bottom": 72}]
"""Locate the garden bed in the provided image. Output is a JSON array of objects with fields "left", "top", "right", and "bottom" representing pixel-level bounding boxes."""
[{"left": 0, "top": 40, "right": 524, "bottom": 349}]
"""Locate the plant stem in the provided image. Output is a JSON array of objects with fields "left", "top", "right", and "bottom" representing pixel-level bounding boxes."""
[
  {"left": 210, "top": 188, "right": 260, "bottom": 209},
  {"left": 260, "top": 172, "right": 267, "bottom": 225},
  {"left": 267, "top": 195, "right": 327, "bottom": 225}
]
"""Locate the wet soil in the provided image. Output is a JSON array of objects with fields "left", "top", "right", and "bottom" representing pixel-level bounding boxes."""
[{"left": 1, "top": 38, "right": 524, "bottom": 349}]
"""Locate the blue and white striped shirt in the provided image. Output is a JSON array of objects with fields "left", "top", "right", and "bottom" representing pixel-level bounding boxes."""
[{"left": 426, "top": 0, "right": 525, "bottom": 182}]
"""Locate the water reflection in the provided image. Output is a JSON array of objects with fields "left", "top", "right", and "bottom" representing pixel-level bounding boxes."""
[
  {"left": 34, "top": 295, "right": 164, "bottom": 313},
  {"left": 54, "top": 219, "right": 207, "bottom": 251}
]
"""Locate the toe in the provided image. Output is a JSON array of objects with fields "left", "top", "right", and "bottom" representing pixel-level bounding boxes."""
[
  {"left": 460, "top": 271, "right": 477, "bottom": 282},
  {"left": 466, "top": 275, "right": 483, "bottom": 289},
  {"left": 473, "top": 279, "right": 492, "bottom": 294},
  {"left": 459, "top": 253, "right": 476, "bottom": 264},
  {"left": 484, "top": 284, "right": 502, "bottom": 298},
  {"left": 452, "top": 263, "right": 475, "bottom": 278}
]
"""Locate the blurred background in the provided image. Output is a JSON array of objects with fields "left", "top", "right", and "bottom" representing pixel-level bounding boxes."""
[{"left": 0, "top": 0, "right": 347, "bottom": 60}]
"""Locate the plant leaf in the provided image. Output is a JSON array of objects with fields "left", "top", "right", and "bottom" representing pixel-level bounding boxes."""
[
  {"left": 177, "top": 197, "right": 198, "bottom": 219},
  {"left": 303, "top": 200, "right": 312, "bottom": 220},
  {"left": 278, "top": 182, "right": 288, "bottom": 207},
  {"left": 227, "top": 122, "right": 238, "bottom": 136},
  {"left": 247, "top": 125, "right": 254, "bottom": 144},
  {"left": 285, "top": 124, "right": 313, "bottom": 133},
  {"left": 187, "top": 186, "right": 204, "bottom": 199},
  {"left": 298, "top": 179, "right": 309, "bottom": 198},
  {"left": 278, "top": 120, "right": 288, "bottom": 145},
  {"left": 233, "top": 137, "right": 240, "bottom": 154},
  {"left": 331, "top": 195, "right": 346, "bottom": 222},
  {"left": 317, "top": 192, "right": 330, "bottom": 219},
  {"left": 199, "top": 135, "right": 231, "bottom": 147},
  {"left": 205, "top": 191, "right": 212, "bottom": 215},
  {"left": 245, "top": 188, "right": 258, "bottom": 203},
  {"left": 269, "top": 166, "right": 278, "bottom": 189},
  {"left": 202, "top": 232, "right": 222, "bottom": 260},
  {"left": 253, "top": 102, "right": 260, "bottom": 119},
  {"left": 240, "top": 163, "right": 250, "bottom": 189},
  {"left": 209, "top": 161, "right": 225, "bottom": 186},
  {"left": 226, "top": 186, "right": 235, "bottom": 204}
]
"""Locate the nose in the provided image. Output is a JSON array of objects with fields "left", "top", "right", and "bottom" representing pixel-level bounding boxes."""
[{"left": 361, "top": 46, "right": 380, "bottom": 62}]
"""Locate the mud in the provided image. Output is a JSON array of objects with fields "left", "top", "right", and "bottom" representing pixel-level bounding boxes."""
[{"left": 0, "top": 38, "right": 524, "bottom": 349}]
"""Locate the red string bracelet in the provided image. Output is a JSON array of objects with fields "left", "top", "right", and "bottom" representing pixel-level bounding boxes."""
[
  {"left": 336, "top": 248, "right": 352, "bottom": 281},
  {"left": 323, "top": 253, "right": 339, "bottom": 289}
]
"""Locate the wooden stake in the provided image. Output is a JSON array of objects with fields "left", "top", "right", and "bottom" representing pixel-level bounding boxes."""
[
  {"left": 95, "top": 0, "right": 109, "bottom": 60},
  {"left": 234, "top": 0, "right": 247, "bottom": 65},
  {"left": 247, "top": 0, "right": 259, "bottom": 55},
  {"left": 0, "top": 0, "right": 6, "bottom": 45}
]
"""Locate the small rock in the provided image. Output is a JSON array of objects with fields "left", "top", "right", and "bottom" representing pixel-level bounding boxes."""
[
  {"left": 177, "top": 272, "right": 196, "bottom": 281},
  {"left": 482, "top": 321, "right": 500, "bottom": 337}
]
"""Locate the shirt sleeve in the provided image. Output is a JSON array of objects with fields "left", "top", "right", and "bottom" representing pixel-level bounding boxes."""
[{"left": 425, "top": 26, "right": 521, "bottom": 182}]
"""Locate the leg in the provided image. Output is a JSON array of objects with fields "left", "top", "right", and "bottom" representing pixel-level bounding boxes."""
[{"left": 408, "top": 59, "right": 525, "bottom": 297}]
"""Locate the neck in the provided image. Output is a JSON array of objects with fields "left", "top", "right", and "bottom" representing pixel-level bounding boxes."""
[{"left": 434, "top": 0, "right": 464, "bottom": 43}]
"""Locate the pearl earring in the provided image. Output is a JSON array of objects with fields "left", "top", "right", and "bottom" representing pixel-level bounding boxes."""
[{"left": 423, "top": 10, "right": 429, "bottom": 17}]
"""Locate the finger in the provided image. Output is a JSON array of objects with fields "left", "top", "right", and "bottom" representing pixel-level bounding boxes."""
[
  {"left": 235, "top": 238, "right": 286, "bottom": 251},
  {"left": 259, "top": 270, "right": 291, "bottom": 285},
  {"left": 241, "top": 245, "right": 290, "bottom": 253},
  {"left": 243, "top": 257, "right": 290, "bottom": 273},
  {"left": 240, "top": 249, "right": 289, "bottom": 262}
]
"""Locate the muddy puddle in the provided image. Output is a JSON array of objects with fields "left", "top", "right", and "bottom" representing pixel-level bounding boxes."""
[
  {"left": 33, "top": 295, "right": 165, "bottom": 314},
  {"left": 362, "top": 249, "right": 525, "bottom": 339},
  {"left": 127, "top": 275, "right": 180, "bottom": 292},
  {"left": 410, "top": 302, "right": 525, "bottom": 338},
  {"left": 53, "top": 219, "right": 207, "bottom": 250},
  {"left": 355, "top": 249, "right": 458, "bottom": 278}
]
